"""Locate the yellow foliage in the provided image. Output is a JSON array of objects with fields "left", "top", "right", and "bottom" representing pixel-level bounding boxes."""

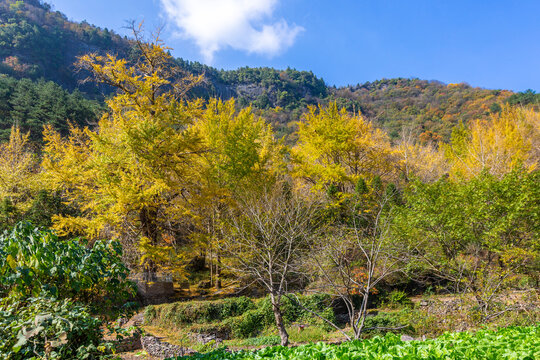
[
  {"left": 42, "top": 35, "right": 205, "bottom": 272},
  {"left": 0, "top": 126, "right": 41, "bottom": 213},
  {"left": 193, "top": 98, "right": 284, "bottom": 194},
  {"left": 396, "top": 129, "right": 448, "bottom": 182},
  {"left": 139, "top": 236, "right": 188, "bottom": 281},
  {"left": 188, "top": 98, "right": 284, "bottom": 266},
  {"left": 292, "top": 102, "right": 396, "bottom": 192},
  {"left": 445, "top": 106, "right": 540, "bottom": 179}
]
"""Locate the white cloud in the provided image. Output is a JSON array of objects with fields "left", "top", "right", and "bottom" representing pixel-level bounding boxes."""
[{"left": 159, "top": 0, "right": 303, "bottom": 62}]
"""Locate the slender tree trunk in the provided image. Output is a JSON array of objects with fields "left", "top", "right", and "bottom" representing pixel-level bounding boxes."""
[
  {"left": 270, "top": 293, "right": 289, "bottom": 346},
  {"left": 209, "top": 243, "right": 213, "bottom": 287},
  {"left": 354, "top": 287, "right": 371, "bottom": 339},
  {"left": 215, "top": 250, "right": 222, "bottom": 289},
  {"left": 140, "top": 207, "right": 159, "bottom": 276}
]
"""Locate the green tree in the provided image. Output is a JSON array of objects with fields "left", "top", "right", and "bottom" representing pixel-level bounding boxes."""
[{"left": 395, "top": 169, "right": 540, "bottom": 317}]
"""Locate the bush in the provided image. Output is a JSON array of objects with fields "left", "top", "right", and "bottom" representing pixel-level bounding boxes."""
[
  {"left": 146, "top": 294, "right": 337, "bottom": 339},
  {"left": 385, "top": 290, "right": 413, "bottom": 308},
  {"left": 255, "top": 294, "right": 335, "bottom": 328},
  {"left": 224, "top": 309, "right": 265, "bottom": 338},
  {"left": 0, "top": 296, "right": 113, "bottom": 359},
  {"left": 144, "top": 296, "right": 257, "bottom": 326}
]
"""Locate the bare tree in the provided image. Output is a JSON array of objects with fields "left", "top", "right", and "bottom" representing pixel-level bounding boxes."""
[
  {"left": 220, "top": 181, "right": 320, "bottom": 346},
  {"left": 308, "top": 188, "right": 411, "bottom": 339}
]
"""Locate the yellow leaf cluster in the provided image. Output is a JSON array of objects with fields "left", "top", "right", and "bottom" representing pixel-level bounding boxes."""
[
  {"left": 43, "top": 38, "right": 204, "bottom": 243},
  {"left": 292, "top": 102, "right": 396, "bottom": 192},
  {"left": 445, "top": 106, "right": 539, "bottom": 179}
]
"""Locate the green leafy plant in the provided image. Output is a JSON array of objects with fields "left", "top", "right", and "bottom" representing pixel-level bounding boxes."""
[
  {"left": 168, "top": 325, "right": 540, "bottom": 360},
  {"left": 0, "top": 296, "right": 114, "bottom": 360},
  {"left": 385, "top": 290, "right": 413, "bottom": 308},
  {"left": 0, "top": 222, "right": 135, "bottom": 310}
]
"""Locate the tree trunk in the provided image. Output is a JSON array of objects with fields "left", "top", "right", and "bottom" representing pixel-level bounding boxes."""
[
  {"left": 215, "top": 250, "right": 222, "bottom": 289},
  {"left": 140, "top": 207, "right": 159, "bottom": 276},
  {"left": 270, "top": 293, "right": 289, "bottom": 346},
  {"left": 354, "top": 290, "right": 370, "bottom": 339}
]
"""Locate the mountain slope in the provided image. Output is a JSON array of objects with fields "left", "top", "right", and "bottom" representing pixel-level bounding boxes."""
[
  {"left": 0, "top": 0, "right": 521, "bottom": 141},
  {"left": 0, "top": 0, "right": 131, "bottom": 94}
]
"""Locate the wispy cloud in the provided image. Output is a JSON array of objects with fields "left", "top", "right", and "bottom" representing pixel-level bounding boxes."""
[{"left": 159, "top": 0, "right": 303, "bottom": 62}]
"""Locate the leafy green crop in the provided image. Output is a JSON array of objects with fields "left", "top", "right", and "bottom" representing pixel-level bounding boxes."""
[
  {"left": 170, "top": 326, "right": 540, "bottom": 360},
  {"left": 0, "top": 296, "right": 112, "bottom": 360},
  {"left": 0, "top": 222, "right": 135, "bottom": 310}
]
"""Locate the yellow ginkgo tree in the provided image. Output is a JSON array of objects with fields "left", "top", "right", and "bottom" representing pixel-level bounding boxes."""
[
  {"left": 189, "top": 98, "right": 284, "bottom": 287},
  {"left": 42, "top": 32, "right": 204, "bottom": 275},
  {"left": 0, "top": 127, "right": 41, "bottom": 228},
  {"left": 291, "top": 102, "right": 397, "bottom": 194},
  {"left": 445, "top": 106, "right": 540, "bottom": 179}
]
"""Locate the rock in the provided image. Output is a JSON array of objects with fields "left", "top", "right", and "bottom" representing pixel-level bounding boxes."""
[
  {"left": 115, "top": 332, "right": 142, "bottom": 352},
  {"left": 141, "top": 336, "right": 194, "bottom": 359},
  {"left": 190, "top": 332, "right": 223, "bottom": 345},
  {"left": 401, "top": 335, "right": 415, "bottom": 342}
]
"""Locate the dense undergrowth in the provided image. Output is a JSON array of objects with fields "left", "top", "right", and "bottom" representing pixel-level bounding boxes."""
[{"left": 144, "top": 294, "right": 336, "bottom": 339}]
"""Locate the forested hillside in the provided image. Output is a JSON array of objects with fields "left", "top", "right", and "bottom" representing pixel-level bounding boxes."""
[
  {"left": 0, "top": 75, "right": 102, "bottom": 141},
  {"left": 0, "top": 0, "right": 130, "bottom": 92},
  {"left": 332, "top": 79, "right": 512, "bottom": 139},
  {"left": 0, "top": 0, "right": 533, "bottom": 142}
]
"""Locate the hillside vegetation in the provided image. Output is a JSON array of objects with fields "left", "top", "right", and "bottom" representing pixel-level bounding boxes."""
[{"left": 0, "top": 0, "right": 533, "bottom": 141}]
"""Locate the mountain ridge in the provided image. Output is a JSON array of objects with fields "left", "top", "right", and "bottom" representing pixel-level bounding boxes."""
[{"left": 1, "top": 0, "right": 533, "bottom": 141}]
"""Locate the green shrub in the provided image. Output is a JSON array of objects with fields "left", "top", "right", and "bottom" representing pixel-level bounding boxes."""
[
  {"left": 0, "top": 296, "right": 113, "bottom": 359},
  {"left": 148, "top": 294, "right": 337, "bottom": 340},
  {"left": 145, "top": 297, "right": 257, "bottom": 327},
  {"left": 255, "top": 294, "right": 335, "bottom": 328},
  {"left": 224, "top": 309, "right": 265, "bottom": 338},
  {"left": 385, "top": 290, "right": 412, "bottom": 307},
  {"left": 220, "top": 297, "right": 254, "bottom": 319}
]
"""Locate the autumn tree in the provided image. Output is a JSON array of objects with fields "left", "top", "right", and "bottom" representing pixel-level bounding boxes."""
[
  {"left": 292, "top": 102, "right": 397, "bottom": 194},
  {"left": 42, "top": 29, "right": 203, "bottom": 275},
  {"left": 445, "top": 106, "right": 539, "bottom": 179},
  {"left": 0, "top": 127, "right": 41, "bottom": 229},
  {"left": 396, "top": 127, "right": 448, "bottom": 182},
  {"left": 190, "top": 98, "right": 283, "bottom": 287}
]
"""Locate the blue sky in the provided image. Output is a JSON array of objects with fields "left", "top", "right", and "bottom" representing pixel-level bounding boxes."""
[{"left": 46, "top": 0, "right": 540, "bottom": 92}]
